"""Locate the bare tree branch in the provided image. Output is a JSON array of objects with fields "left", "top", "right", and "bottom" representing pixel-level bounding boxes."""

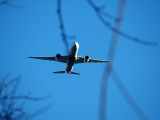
[
  {"left": 0, "top": 95, "right": 50, "bottom": 101},
  {"left": 6, "top": 3, "right": 23, "bottom": 9},
  {"left": 111, "top": 68, "right": 149, "bottom": 120},
  {"left": 29, "top": 104, "right": 52, "bottom": 119},
  {"left": 0, "top": 75, "right": 50, "bottom": 120},
  {"left": 3, "top": 75, "right": 20, "bottom": 89},
  {"left": 91, "top": 0, "right": 150, "bottom": 120},
  {"left": 99, "top": 0, "right": 126, "bottom": 119},
  {"left": 0, "top": 0, "right": 24, "bottom": 9},
  {"left": 57, "top": 0, "right": 76, "bottom": 53},
  {"left": 0, "top": 73, "right": 10, "bottom": 95},
  {"left": 86, "top": 0, "right": 158, "bottom": 46},
  {"left": 100, "top": 10, "right": 118, "bottom": 21}
]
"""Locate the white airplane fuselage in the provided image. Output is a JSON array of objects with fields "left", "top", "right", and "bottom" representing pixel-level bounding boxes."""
[{"left": 65, "top": 42, "right": 79, "bottom": 74}]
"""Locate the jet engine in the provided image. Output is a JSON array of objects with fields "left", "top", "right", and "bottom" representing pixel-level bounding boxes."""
[
  {"left": 56, "top": 54, "right": 61, "bottom": 61},
  {"left": 84, "top": 55, "right": 89, "bottom": 62}
]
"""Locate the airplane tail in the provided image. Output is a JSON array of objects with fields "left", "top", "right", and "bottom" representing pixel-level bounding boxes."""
[
  {"left": 53, "top": 71, "right": 80, "bottom": 75},
  {"left": 53, "top": 71, "right": 65, "bottom": 74},
  {"left": 70, "top": 72, "right": 80, "bottom": 75}
]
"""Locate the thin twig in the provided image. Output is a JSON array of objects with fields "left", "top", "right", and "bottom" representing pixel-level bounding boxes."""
[
  {"left": 0, "top": 0, "right": 24, "bottom": 9},
  {"left": 29, "top": 104, "right": 52, "bottom": 119},
  {"left": 6, "top": 3, "right": 24, "bottom": 9},
  {"left": 100, "top": 10, "right": 117, "bottom": 21},
  {"left": 57, "top": 0, "right": 69, "bottom": 53},
  {"left": 86, "top": 0, "right": 158, "bottom": 46},
  {"left": 111, "top": 68, "right": 149, "bottom": 120},
  {"left": 0, "top": 95, "right": 50, "bottom": 101},
  {"left": 0, "top": 73, "right": 10, "bottom": 95},
  {"left": 0, "top": 75, "right": 51, "bottom": 119}
]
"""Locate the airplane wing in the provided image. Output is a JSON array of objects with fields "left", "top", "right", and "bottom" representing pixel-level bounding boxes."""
[
  {"left": 28, "top": 56, "right": 68, "bottom": 63},
  {"left": 75, "top": 56, "right": 111, "bottom": 64}
]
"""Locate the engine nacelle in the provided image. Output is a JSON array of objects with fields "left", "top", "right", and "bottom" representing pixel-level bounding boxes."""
[
  {"left": 84, "top": 55, "right": 89, "bottom": 62},
  {"left": 56, "top": 54, "right": 61, "bottom": 61}
]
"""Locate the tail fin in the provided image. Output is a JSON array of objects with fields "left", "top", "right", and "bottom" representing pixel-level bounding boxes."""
[{"left": 53, "top": 71, "right": 80, "bottom": 75}]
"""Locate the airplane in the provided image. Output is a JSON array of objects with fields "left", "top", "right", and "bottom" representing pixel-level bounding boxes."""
[{"left": 28, "top": 42, "right": 110, "bottom": 75}]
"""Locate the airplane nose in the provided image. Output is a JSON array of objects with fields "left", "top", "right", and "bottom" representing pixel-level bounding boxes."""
[
  {"left": 72, "top": 41, "right": 79, "bottom": 49},
  {"left": 73, "top": 41, "right": 79, "bottom": 45},
  {"left": 73, "top": 41, "right": 77, "bottom": 44}
]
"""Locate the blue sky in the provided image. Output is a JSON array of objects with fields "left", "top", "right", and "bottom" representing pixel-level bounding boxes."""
[{"left": 0, "top": 0, "right": 160, "bottom": 120}]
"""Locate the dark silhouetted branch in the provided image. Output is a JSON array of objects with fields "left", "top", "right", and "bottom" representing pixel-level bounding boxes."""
[
  {"left": 0, "top": 95, "right": 50, "bottom": 101},
  {"left": 100, "top": 10, "right": 118, "bottom": 21},
  {"left": 86, "top": 0, "right": 158, "bottom": 46},
  {"left": 111, "top": 69, "right": 149, "bottom": 120},
  {"left": 0, "top": 73, "right": 10, "bottom": 95},
  {"left": 29, "top": 104, "right": 52, "bottom": 119},
  {"left": 0, "top": 75, "right": 51, "bottom": 120},
  {"left": 2, "top": 75, "right": 20, "bottom": 91},
  {"left": 57, "top": 0, "right": 76, "bottom": 53},
  {"left": 0, "top": 0, "right": 24, "bottom": 9}
]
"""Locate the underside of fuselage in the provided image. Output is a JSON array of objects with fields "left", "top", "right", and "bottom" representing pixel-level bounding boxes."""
[{"left": 65, "top": 42, "right": 79, "bottom": 74}]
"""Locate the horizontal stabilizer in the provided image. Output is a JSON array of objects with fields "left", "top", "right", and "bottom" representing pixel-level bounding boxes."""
[
  {"left": 53, "top": 71, "right": 80, "bottom": 75},
  {"left": 70, "top": 72, "right": 80, "bottom": 75},
  {"left": 53, "top": 71, "right": 65, "bottom": 74}
]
